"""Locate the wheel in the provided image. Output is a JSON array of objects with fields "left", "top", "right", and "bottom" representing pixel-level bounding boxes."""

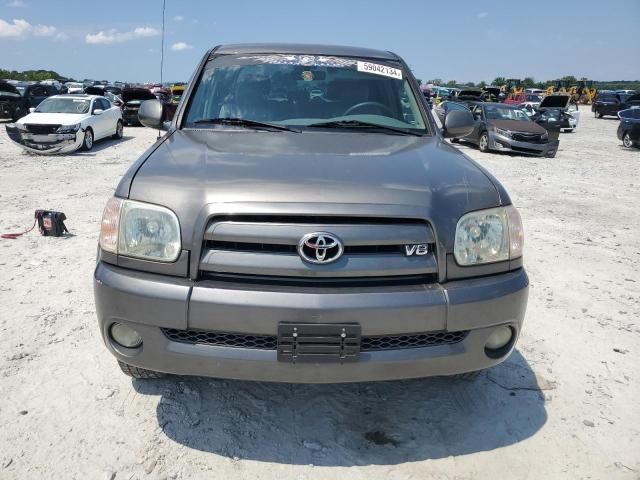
[
  {"left": 623, "top": 132, "right": 634, "bottom": 148},
  {"left": 82, "top": 128, "right": 94, "bottom": 151},
  {"left": 597, "top": 112, "right": 604, "bottom": 119},
  {"left": 565, "top": 128, "right": 574, "bottom": 133},
  {"left": 112, "top": 120, "right": 123, "bottom": 139},
  {"left": 117, "top": 360, "right": 165, "bottom": 379},
  {"left": 12, "top": 106, "right": 24, "bottom": 121},
  {"left": 478, "top": 131, "right": 489, "bottom": 152},
  {"left": 451, "top": 138, "right": 459, "bottom": 143}
]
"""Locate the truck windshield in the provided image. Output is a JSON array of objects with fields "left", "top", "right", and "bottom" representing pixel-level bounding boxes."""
[
  {"left": 35, "top": 97, "right": 90, "bottom": 114},
  {"left": 184, "top": 54, "right": 428, "bottom": 133}
]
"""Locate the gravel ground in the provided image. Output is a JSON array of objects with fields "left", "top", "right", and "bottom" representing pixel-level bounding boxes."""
[{"left": 0, "top": 108, "right": 638, "bottom": 480}]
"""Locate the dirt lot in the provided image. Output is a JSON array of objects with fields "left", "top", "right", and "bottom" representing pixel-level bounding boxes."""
[{"left": 0, "top": 108, "right": 638, "bottom": 480}]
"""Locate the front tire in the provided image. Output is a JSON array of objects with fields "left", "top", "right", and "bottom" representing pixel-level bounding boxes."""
[
  {"left": 478, "top": 131, "right": 490, "bottom": 153},
  {"left": 117, "top": 360, "right": 165, "bottom": 379},
  {"left": 597, "top": 112, "right": 604, "bottom": 118},
  {"left": 112, "top": 120, "right": 123, "bottom": 139},
  {"left": 82, "top": 128, "right": 94, "bottom": 151},
  {"left": 451, "top": 137, "right": 459, "bottom": 143},
  {"left": 623, "top": 132, "right": 634, "bottom": 148},
  {"left": 12, "top": 106, "right": 24, "bottom": 121}
]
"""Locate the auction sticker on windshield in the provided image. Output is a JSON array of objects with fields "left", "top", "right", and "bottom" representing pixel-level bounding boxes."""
[{"left": 357, "top": 61, "right": 402, "bottom": 80}]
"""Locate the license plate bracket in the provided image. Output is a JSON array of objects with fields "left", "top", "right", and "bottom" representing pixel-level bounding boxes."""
[{"left": 277, "top": 323, "right": 361, "bottom": 363}]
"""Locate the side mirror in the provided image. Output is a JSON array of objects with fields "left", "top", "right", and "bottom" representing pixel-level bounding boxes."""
[
  {"left": 443, "top": 110, "right": 475, "bottom": 138},
  {"left": 138, "top": 99, "right": 166, "bottom": 130},
  {"left": 93, "top": 109, "right": 104, "bottom": 115},
  {"left": 29, "top": 107, "right": 36, "bottom": 113}
]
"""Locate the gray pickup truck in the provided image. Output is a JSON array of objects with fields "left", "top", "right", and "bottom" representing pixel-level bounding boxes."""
[{"left": 94, "top": 43, "right": 528, "bottom": 383}]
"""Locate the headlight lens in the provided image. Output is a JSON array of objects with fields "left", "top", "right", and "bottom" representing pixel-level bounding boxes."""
[
  {"left": 541, "top": 132, "right": 549, "bottom": 141},
  {"left": 56, "top": 123, "right": 81, "bottom": 134},
  {"left": 9, "top": 123, "right": 27, "bottom": 131},
  {"left": 454, "top": 206, "right": 523, "bottom": 266},
  {"left": 99, "top": 198, "right": 181, "bottom": 262},
  {"left": 495, "top": 127, "right": 511, "bottom": 137}
]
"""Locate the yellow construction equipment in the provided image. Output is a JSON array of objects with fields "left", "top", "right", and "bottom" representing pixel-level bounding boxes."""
[{"left": 576, "top": 80, "right": 597, "bottom": 104}]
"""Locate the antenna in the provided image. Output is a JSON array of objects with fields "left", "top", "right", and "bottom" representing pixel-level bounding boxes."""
[
  {"left": 160, "top": 0, "right": 166, "bottom": 85},
  {"left": 158, "top": 0, "right": 166, "bottom": 138}
]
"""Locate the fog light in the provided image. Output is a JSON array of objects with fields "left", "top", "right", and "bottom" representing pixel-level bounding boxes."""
[
  {"left": 485, "top": 326, "right": 513, "bottom": 350},
  {"left": 110, "top": 323, "right": 142, "bottom": 348}
]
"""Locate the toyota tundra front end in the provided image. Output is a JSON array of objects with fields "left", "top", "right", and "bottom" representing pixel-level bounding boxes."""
[{"left": 94, "top": 43, "right": 528, "bottom": 383}]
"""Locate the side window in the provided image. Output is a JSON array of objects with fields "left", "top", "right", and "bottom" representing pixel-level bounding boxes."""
[
  {"left": 450, "top": 102, "right": 470, "bottom": 112},
  {"left": 30, "top": 86, "right": 46, "bottom": 97},
  {"left": 100, "top": 98, "right": 110, "bottom": 110}
]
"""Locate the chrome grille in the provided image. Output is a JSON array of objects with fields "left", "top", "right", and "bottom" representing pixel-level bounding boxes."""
[{"left": 198, "top": 216, "right": 438, "bottom": 282}]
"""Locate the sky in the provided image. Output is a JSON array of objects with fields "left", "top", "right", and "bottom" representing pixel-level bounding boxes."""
[{"left": 1, "top": 0, "right": 639, "bottom": 84}]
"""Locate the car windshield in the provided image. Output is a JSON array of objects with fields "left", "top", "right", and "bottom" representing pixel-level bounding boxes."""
[
  {"left": 35, "top": 97, "right": 91, "bottom": 114},
  {"left": 526, "top": 95, "right": 541, "bottom": 102},
  {"left": 484, "top": 105, "right": 530, "bottom": 121},
  {"left": 184, "top": 54, "right": 427, "bottom": 133}
]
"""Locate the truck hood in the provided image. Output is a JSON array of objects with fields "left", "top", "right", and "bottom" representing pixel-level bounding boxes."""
[
  {"left": 127, "top": 129, "right": 503, "bottom": 250},
  {"left": 539, "top": 94, "right": 571, "bottom": 109},
  {"left": 17, "top": 112, "right": 85, "bottom": 125},
  {"left": 122, "top": 88, "right": 155, "bottom": 103}
]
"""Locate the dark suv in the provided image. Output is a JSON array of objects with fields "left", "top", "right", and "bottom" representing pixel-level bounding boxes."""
[
  {"left": 592, "top": 92, "right": 640, "bottom": 118},
  {"left": 94, "top": 44, "right": 528, "bottom": 383}
]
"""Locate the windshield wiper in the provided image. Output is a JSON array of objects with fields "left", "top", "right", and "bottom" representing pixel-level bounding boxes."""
[
  {"left": 193, "top": 117, "right": 299, "bottom": 132},
  {"left": 307, "top": 120, "right": 425, "bottom": 136}
]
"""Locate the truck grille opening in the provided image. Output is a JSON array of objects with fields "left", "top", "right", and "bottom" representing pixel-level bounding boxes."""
[
  {"left": 162, "top": 328, "right": 468, "bottom": 351},
  {"left": 198, "top": 215, "right": 439, "bottom": 284}
]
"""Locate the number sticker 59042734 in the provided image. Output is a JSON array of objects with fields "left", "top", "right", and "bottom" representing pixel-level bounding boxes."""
[{"left": 356, "top": 61, "right": 403, "bottom": 80}]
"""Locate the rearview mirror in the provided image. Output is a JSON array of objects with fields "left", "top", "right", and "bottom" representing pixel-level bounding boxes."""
[
  {"left": 138, "top": 99, "right": 166, "bottom": 130},
  {"left": 443, "top": 110, "right": 475, "bottom": 138},
  {"left": 29, "top": 107, "right": 36, "bottom": 113},
  {"left": 93, "top": 109, "right": 104, "bottom": 115}
]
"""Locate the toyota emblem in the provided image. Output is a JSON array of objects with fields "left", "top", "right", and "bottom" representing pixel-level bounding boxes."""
[{"left": 297, "top": 232, "right": 344, "bottom": 264}]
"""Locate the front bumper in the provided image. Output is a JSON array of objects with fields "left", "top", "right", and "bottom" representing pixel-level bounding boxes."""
[
  {"left": 5, "top": 125, "right": 83, "bottom": 154},
  {"left": 488, "top": 131, "right": 559, "bottom": 157},
  {"left": 94, "top": 261, "right": 529, "bottom": 383}
]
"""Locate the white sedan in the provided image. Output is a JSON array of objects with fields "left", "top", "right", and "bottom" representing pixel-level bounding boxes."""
[{"left": 5, "top": 94, "right": 123, "bottom": 154}]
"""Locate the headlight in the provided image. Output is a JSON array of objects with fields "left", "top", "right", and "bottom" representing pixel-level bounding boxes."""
[
  {"left": 454, "top": 206, "right": 523, "bottom": 266},
  {"left": 541, "top": 132, "right": 549, "bottom": 141},
  {"left": 8, "top": 123, "right": 27, "bottom": 131},
  {"left": 495, "top": 127, "right": 511, "bottom": 137},
  {"left": 99, "top": 197, "right": 181, "bottom": 262},
  {"left": 56, "top": 123, "right": 81, "bottom": 134}
]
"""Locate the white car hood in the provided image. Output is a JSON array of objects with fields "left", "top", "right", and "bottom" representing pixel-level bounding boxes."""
[{"left": 18, "top": 112, "right": 86, "bottom": 126}]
